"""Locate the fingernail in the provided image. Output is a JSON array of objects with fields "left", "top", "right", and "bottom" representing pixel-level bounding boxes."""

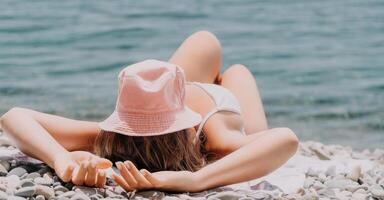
[
  {"left": 123, "top": 161, "right": 129, "bottom": 168},
  {"left": 115, "top": 162, "right": 121, "bottom": 169}
]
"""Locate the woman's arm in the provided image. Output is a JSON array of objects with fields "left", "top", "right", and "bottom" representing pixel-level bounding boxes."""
[
  {"left": 1, "top": 107, "right": 100, "bottom": 153},
  {"left": 0, "top": 107, "right": 111, "bottom": 186},
  {"left": 112, "top": 127, "right": 298, "bottom": 192},
  {"left": 193, "top": 127, "right": 298, "bottom": 191}
]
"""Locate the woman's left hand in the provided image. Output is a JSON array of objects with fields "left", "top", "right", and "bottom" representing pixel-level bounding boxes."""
[{"left": 112, "top": 161, "right": 202, "bottom": 192}]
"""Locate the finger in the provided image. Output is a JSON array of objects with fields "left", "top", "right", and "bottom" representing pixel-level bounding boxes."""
[
  {"left": 116, "top": 162, "right": 138, "bottom": 187},
  {"left": 96, "top": 158, "right": 113, "bottom": 169},
  {"left": 72, "top": 161, "right": 89, "bottom": 185},
  {"left": 84, "top": 160, "right": 97, "bottom": 186},
  {"left": 112, "top": 173, "right": 133, "bottom": 191},
  {"left": 141, "top": 169, "right": 160, "bottom": 186},
  {"left": 95, "top": 170, "right": 106, "bottom": 188},
  {"left": 60, "top": 164, "right": 75, "bottom": 182},
  {"left": 124, "top": 161, "right": 152, "bottom": 187}
]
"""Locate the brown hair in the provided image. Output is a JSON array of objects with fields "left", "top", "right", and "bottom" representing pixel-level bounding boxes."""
[{"left": 93, "top": 129, "right": 206, "bottom": 172}]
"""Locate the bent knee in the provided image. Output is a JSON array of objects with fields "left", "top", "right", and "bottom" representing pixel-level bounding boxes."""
[
  {"left": 2, "top": 107, "right": 30, "bottom": 119},
  {"left": 274, "top": 127, "right": 299, "bottom": 149},
  {"left": 227, "top": 64, "right": 251, "bottom": 74},
  {"left": 189, "top": 30, "right": 221, "bottom": 52},
  {"left": 223, "top": 64, "right": 253, "bottom": 80}
]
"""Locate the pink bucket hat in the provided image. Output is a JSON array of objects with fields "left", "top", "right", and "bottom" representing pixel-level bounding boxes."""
[{"left": 99, "top": 59, "right": 202, "bottom": 136}]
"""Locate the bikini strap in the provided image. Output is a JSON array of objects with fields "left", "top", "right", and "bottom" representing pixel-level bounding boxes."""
[{"left": 194, "top": 108, "right": 219, "bottom": 144}]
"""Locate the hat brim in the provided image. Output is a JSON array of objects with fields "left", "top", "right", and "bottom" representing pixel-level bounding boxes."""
[{"left": 98, "top": 106, "right": 202, "bottom": 136}]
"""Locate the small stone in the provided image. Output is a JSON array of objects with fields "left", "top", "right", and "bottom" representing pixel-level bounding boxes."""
[
  {"left": 325, "top": 165, "right": 336, "bottom": 177},
  {"left": 14, "top": 186, "right": 36, "bottom": 197},
  {"left": 351, "top": 191, "right": 369, "bottom": 200},
  {"left": 73, "top": 186, "right": 97, "bottom": 196},
  {"left": 20, "top": 179, "right": 35, "bottom": 187},
  {"left": 26, "top": 172, "right": 41, "bottom": 179},
  {"left": 55, "top": 190, "right": 64, "bottom": 196},
  {"left": 317, "top": 188, "right": 336, "bottom": 197},
  {"left": 57, "top": 191, "right": 76, "bottom": 199},
  {"left": 54, "top": 185, "right": 69, "bottom": 193},
  {"left": 1, "top": 175, "right": 21, "bottom": 189},
  {"left": 325, "top": 179, "right": 356, "bottom": 190},
  {"left": 346, "top": 165, "right": 361, "bottom": 182},
  {"left": 207, "top": 191, "right": 244, "bottom": 199},
  {"left": 0, "top": 161, "right": 10, "bottom": 171},
  {"left": 304, "top": 177, "right": 315, "bottom": 188},
  {"left": 70, "top": 193, "right": 91, "bottom": 200},
  {"left": 89, "top": 194, "right": 103, "bottom": 200},
  {"left": 312, "top": 181, "right": 325, "bottom": 190},
  {"left": 346, "top": 185, "right": 368, "bottom": 193},
  {"left": 0, "top": 138, "right": 13, "bottom": 146},
  {"left": 318, "top": 173, "right": 327, "bottom": 183},
  {"left": 311, "top": 146, "right": 331, "bottom": 160},
  {"left": 0, "top": 190, "right": 7, "bottom": 199},
  {"left": 52, "top": 181, "right": 61, "bottom": 187},
  {"left": 0, "top": 164, "right": 7, "bottom": 176},
  {"left": 35, "top": 194, "right": 45, "bottom": 200},
  {"left": 306, "top": 168, "right": 318, "bottom": 177},
  {"left": 7, "top": 196, "right": 26, "bottom": 200},
  {"left": 35, "top": 185, "right": 54, "bottom": 199},
  {"left": 34, "top": 177, "right": 53, "bottom": 186},
  {"left": 370, "top": 184, "right": 384, "bottom": 199},
  {"left": 7, "top": 167, "right": 27, "bottom": 177}
]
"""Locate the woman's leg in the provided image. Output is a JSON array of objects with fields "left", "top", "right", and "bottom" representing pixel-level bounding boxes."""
[
  {"left": 169, "top": 31, "right": 222, "bottom": 84},
  {"left": 220, "top": 64, "right": 268, "bottom": 134}
]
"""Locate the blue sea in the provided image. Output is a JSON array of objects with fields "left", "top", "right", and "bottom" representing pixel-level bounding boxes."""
[{"left": 0, "top": 0, "right": 383, "bottom": 149}]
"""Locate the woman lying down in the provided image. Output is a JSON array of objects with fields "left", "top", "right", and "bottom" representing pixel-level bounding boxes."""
[{"left": 0, "top": 31, "right": 298, "bottom": 192}]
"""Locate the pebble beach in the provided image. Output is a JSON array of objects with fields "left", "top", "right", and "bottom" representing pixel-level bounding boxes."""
[{"left": 0, "top": 132, "right": 383, "bottom": 200}]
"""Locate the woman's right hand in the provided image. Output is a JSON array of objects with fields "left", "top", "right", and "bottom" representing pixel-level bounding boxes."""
[{"left": 53, "top": 151, "right": 112, "bottom": 187}]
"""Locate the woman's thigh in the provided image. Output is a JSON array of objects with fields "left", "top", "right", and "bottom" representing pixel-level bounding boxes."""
[
  {"left": 168, "top": 31, "right": 222, "bottom": 84},
  {"left": 220, "top": 64, "right": 268, "bottom": 134}
]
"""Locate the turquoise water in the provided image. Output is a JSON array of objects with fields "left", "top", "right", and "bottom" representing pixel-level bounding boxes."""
[{"left": 0, "top": 0, "right": 383, "bottom": 149}]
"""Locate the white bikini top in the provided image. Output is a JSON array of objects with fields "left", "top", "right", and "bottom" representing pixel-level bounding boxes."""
[{"left": 190, "top": 82, "right": 242, "bottom": 142}]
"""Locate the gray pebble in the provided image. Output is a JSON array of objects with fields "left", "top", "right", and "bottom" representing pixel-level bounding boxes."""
[
  {"left": 89, "top": 194, "right": 103, "bottom": 200},
  {"left": 52, "top": 181, "right": 61, "bottom": 187},
  {"left": 70, "top": 193, "right": 91, "bottom": 200},
  {"left": 14, "top": 186, "right": 36, "bottom": 197},
  {"left": 35, "top": 194, "right": 45, "bottom": 200},
  {"left": 20, "top": 179, "right": 35, "bottom": 187},
  {"left": 306, "top": 168, "right": 318, "bottom": 177},
  {"left": 54, "top": 185, "right": 69, "bottom": 193},
  {"left": 0, "top": 164, "right": 7, "bottom": 176},
  {"left": 7, "top": 196, "right": 27, "bottom": 200},
  {"left": 325, "top": 179, "right": 356, "bottom": 190},
  {"left": 248, "top": 191, "right": 271, "bottom": 200},
  {"left": 325, "top": 165, "right": 336, "bottom": 177},
  {"left": 0, "top": 138, "right": 13, "bottom": 146},
  {"left": 57, "top": 191, "right": 76, "bottom": 199},
  {"left": 312, "top": 181, "right": 325, "bottom": 190},
  {"left": 351, "top": 192, "right": 369, "bottom": 200},
  {"left": 34, "top": 177, "right": 53, "bottom": 186},
  {"left": 7, "top": 167, "right": 27, "bottom": 177},
  {"left": 0, "top": 190, "right": 7, "bottom": 199},
  {"left": 370, "top": 184, "right": 384, "bottom": 199},
  {"left": 55, "top": 190, "right": 64, "bottom": 196},
  {"left": 35, "top": 185, "right": 54, "bottom": 199},
  {"left": 73, "top": 186, "right": 98, "bottom": 196},
  {"left": 304, "top": 177, "right": 315, "bottom": 188},
  {"left": 26, "top": 172, "right": 41, "bottom": 179},
  {"left": 0, "top": 161, "right": 10, "bottom": 171},
  {"left": 346, "top": 165, "right": 361, "bottom": 182}
]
